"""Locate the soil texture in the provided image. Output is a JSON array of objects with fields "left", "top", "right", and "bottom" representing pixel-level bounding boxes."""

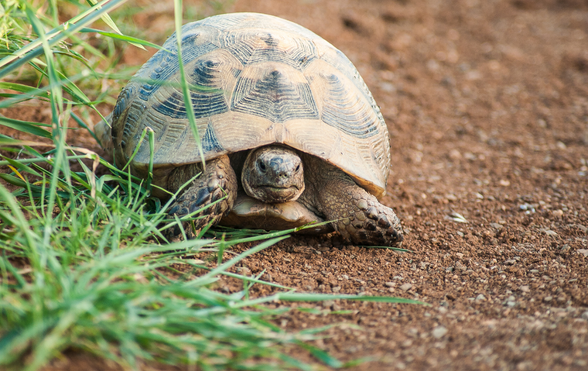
[{"left": 3, "top": 0, "right": 588, "bottom": 370}]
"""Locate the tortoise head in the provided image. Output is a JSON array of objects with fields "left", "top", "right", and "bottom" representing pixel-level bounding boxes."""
[{"left": 241, "top": 145, "right": 305, "bottom": 204}]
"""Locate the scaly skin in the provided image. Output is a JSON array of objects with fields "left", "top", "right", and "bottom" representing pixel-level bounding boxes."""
[
  {"left": 166, "top": 155, "right": 237, "bottom": 238},
  {"left": 163, "top": 149, "right": 402, "bottom": 246},
  {"left": 299, "top": 154, "right": 404, "bottom": 247},
  {"left": 241, "top": 146, "right": 305, "bottom": 203}
]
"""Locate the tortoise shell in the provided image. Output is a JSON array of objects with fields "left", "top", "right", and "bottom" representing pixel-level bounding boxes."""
[{"left": 109, "top": 12, "right": 391, "bottom": 198}]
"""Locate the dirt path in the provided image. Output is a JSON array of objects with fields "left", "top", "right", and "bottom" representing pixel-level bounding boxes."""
[
  {"left": 224, "top": 0, "right": 588, "bottom": 369},
  {"left": 24, "top": 0, "right": 588, "bottom": 369}
]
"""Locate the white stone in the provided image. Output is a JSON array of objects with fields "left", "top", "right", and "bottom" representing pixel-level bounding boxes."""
[
  {"left": 432, "top": 326, "right": 448, "bottom": 339},
  {"left": 400, "top": 283, "right": 412, "bottom": 291}
]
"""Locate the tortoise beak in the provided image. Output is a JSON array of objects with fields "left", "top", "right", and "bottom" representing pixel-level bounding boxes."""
[{"left": 258, "top": 184, "right": 305, "bottom": 203}]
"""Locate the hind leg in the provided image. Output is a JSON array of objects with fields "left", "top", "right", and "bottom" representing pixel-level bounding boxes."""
[{"left": 166, "top": 155, "right": 237, "bottom": 238}]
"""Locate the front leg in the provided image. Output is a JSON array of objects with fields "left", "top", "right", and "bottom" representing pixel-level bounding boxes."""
[
  {"left": 167, "top": 155, "right": 237, "bottom": 238},
  {"left": 303, "top": 157, "right": 403, "bottom": 247}
]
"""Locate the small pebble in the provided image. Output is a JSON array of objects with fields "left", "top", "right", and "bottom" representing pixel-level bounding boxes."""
[
  {"left": 475, "top": 294, "right": 486, "bottom": 301},
  {"left": 431, "top": 326, "right": 448, "bottom": 339},
  {"left": 323, "top": 300, "right": 335, "bottom": 308},
  {"left": 519, "top": 203, "right": 535, "bottom": 213},
  {"left": 456, "top": 261, "right": 467, "bottom": 271},
  {"left": 446, "top": 193, "right": 458, "bottom": 202},
  {"left": 543, "top": 296, "right": 553, "bottom": 303},
  {"left": 400, "top": 283, "right": 413, "bottom": 291},
  {"left": 385, "top": 282, "right": 395, "bottom": 287}
]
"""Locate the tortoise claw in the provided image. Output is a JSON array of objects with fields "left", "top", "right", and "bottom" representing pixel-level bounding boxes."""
[{"left": 166, "top": 155, "right": 237, "bottom": 239}]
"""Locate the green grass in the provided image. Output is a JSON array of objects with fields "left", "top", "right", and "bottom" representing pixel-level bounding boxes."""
[{"left": 0, "top": 1, "right": 421, "bottom": 369}]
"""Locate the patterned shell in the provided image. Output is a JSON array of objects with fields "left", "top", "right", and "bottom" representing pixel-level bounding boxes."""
[{"left": 110, "top": 12, "right": 391, "bottom": 198}]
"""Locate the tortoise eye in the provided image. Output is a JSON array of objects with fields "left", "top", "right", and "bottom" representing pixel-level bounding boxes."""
[
  {"left": 257, "top": 160, "right": 266, "bottom": 172},
  {"left": 295, "top": 164, "right": 301, "bottom": 172}
]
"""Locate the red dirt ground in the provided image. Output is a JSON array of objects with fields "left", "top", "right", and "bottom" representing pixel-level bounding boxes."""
[{"left": 3, "top": 0, "right": 588, "bottom": 370}]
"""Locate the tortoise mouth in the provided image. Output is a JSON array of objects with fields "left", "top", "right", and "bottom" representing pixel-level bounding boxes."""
[
  {"left": 257, "top": 185, "right": 303, "bottom": 203},
  {"left": 261, "top": 185, "right": 300, "bottom": 191}
]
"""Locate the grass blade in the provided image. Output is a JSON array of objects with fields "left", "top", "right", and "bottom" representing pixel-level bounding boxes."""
[
  {"left": 0, "top": 116, "right": 52, "bottom": 138},
  {"left": 80, "top": 28, "right": 167, "bottom": 50},
  {"left": 296, "top": 340, "right": 343, "bottom": 368},
  {"left": 0, "top": 0, "right": 127, "bottom": 77},
  {"left": 191, "top": 236, "right": 289, "bottom": 285},
  {"left": 173, "top": 0, "right": 205, "bottom": 167}
]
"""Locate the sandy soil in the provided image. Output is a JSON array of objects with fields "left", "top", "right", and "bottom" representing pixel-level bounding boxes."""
[{"left": 4, "top": 0, "right": 588, "bottom": 370}]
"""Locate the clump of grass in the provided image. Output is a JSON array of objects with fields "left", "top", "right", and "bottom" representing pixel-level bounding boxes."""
[{"left": 0, "top": 1, "right": 421, "bottom": 370}]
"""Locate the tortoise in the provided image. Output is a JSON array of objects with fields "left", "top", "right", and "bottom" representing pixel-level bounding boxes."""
[{"left": 96, "top": 12, "right": 404, "bottom": 247}]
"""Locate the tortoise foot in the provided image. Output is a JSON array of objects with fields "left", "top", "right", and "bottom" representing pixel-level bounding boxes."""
[
  {"left": 313, "top": 166, "right": 403, "bottom": 247},
  {"left": 167, "top": 155, "right": 237, "bottom": 238},
  {"left": 339, "top": 195, "right": 404, "bottom": 247}
]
